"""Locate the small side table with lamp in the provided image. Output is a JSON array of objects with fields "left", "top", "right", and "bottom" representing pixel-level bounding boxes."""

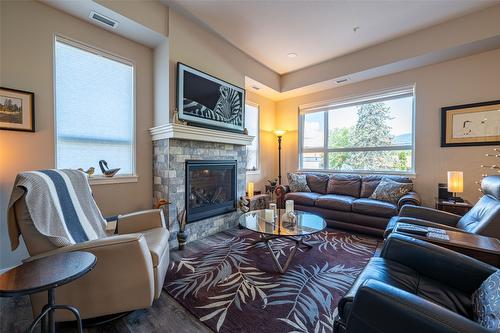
[
  {"left": 447, "top": 171, "right": 464, "bottom": 202},
  {"left": 435, "top": 171, "right": 473, "bottom": 216}
]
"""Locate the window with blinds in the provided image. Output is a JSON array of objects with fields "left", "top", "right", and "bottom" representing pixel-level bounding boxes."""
[
  {"left": 54, "top": 36, "right": 135, "bottom": 176},
  {"left": 245, "top": 103, "right": 260, "bottom": 172},
  {"left": 299, "top": 86, "right": 415, "bottom": 173}
]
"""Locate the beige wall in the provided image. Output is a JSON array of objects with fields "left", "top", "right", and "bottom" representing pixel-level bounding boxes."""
[
  {"left": 167, "top": 8, "right": 281, "bottom": 193},
  {"left": 168, "top": 9, "right": 280, "bottom": 121},
  {"left": 0, "top": 0, "right": 154, "bottom": 268},
  {"left": 95, "top": 0, "right": 169, "bottom": 37},
  {"left": 246, "top": 91, "right": 277, "bottom": 192},
  {"left": 276, "top": 48, "right": 500, "bottom": 207},
  {"left": 280, "top": 4, "right": 500, "bottom": 92}
]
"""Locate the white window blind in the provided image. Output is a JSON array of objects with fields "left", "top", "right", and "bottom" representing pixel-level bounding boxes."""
[
  {"left": 55, "top": 37, "right": 135, "bottom": 176},
  {"left": 245, "top": 103, "right": 260, "bottom": 172}
]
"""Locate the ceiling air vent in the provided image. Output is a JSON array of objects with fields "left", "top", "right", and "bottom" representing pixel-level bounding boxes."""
[
  {"left": 89, "top": 11, "right": 118, "bottom": 29},
  {"left": 335, "top": 78, "right": 349, "bottom": 84}
]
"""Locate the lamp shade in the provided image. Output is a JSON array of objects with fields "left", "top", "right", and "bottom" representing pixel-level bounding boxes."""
[
  {"left": 273, "top": 129, "right": 286, "bottom": 136},
  {"left": 447, "top": 171, "right": 464, "bottom": 193}
]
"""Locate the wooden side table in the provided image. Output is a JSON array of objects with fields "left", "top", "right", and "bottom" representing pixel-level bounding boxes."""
[
  {"left": 0, "top": 251, "right": 96, "bottom": 333},
  {"left": 393, "top": 223, "right": 500, "bottom": 267},
  {"left": 435, "top": 199, "right": 473, "bottom": 216}
]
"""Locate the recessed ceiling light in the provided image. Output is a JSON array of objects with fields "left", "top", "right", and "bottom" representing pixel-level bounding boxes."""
[{"left": 287, "top": 53, "right": 297, "bottom": 58}]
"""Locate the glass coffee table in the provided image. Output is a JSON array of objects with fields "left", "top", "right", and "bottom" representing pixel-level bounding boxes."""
[{"left": 239, "top": 209, "right": 326, "bottom": 273}]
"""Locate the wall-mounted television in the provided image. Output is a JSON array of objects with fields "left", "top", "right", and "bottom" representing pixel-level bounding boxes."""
[{"left": 177, "top": 63, "right": 245, "bottom": 133}]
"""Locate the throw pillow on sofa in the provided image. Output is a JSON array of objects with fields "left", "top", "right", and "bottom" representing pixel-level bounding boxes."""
[
  {"left": 369, "top": 177, "right": 413, "bottom": 204},
  {"left": 327, "top": 174, "right": 361, "bottom": 197},
  {"left": 306, "top": 173, "right": 329, "bottom": 194},
  {"left": 472, "top": 270, "right": 500, "bottom": 330},
  {"left": 287, "top": 173, "right": 311, "bottom": 192}
]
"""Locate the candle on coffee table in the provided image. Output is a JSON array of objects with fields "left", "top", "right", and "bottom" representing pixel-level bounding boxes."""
[
  {"left": 269, "top": 203, "right": 277, "bottom": 216},
  {"left": 286, "top": 200, "right": 294, "bottom": 213},
  {"left": 264, "top": 209, "right": 274, "bottom": 222},
  {"left": 247, "top": 182, "right": 254, "bottom": 199}
]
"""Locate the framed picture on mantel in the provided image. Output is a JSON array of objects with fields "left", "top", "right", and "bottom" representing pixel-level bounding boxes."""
[
  {"left": 177, "top": 63, "right": 245, "bottom": 133},
  {"left": 0, "top": 87, "right": 35, "bottom": 132},
  {"left": 441, "top": 100, "right": 500, "bottom": 147}
]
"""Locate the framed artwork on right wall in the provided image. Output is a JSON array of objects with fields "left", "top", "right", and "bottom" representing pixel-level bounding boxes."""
[{"left": 441, "top": 99, "right": 500, "bottom": 147}]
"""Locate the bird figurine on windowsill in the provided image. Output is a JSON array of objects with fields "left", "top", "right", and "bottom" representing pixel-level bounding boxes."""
[
  {"left": 98, "top": 160, "right": 121, "bottom": 177},
  {"left": 78, "top": 167, "right": 95, "bottom": 177}
]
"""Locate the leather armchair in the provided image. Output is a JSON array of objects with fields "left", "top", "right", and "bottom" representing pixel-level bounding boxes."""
[
  {"left": 334, "top": 233, "right": 498, "bottom": 333},
  {"left": 13, "top": 197, "right": 170, "bottom": 322},
  {"left": 386, "top": 175, "right": 500, "bottom": 239}
]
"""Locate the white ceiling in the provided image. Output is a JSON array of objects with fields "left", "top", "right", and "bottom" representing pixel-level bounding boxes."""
[{"left": 166, "top": 0, "right": 494, "bottom": 74}]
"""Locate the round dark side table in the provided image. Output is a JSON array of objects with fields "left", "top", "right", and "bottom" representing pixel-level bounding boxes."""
[{"left": 0, "top": 251, "right": 96, "bottom": 333}]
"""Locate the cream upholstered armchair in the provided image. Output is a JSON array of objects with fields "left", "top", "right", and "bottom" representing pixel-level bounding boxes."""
[{"left": 12, "top": 195, "right": 170, "bottom": 322}]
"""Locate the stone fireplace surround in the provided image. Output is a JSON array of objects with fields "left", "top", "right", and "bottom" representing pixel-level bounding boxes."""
[{"left": 152, "top": 124, "right": 253, "bottom": 248}]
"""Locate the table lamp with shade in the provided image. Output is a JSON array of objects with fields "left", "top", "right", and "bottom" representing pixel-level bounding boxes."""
[
  {"left": 447, "top": 171, "right": 464, "bottom": 202},
  {"left": 273, "top": 130, "right": 287, "bottom": 185}
]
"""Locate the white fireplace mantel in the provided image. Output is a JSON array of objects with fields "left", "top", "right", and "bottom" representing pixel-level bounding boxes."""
[{"left": 149, "top": 123, "right": 254, "bottom": 146}]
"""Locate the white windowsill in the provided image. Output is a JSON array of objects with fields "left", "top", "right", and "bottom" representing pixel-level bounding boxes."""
[
  {"left": 298, "top": 169, "right": 417, "bottom": 178},
  {"left": 89, "top": 175, "right": 139, "bottom": 185},
  {"left": 246, "top": 170, "right": 261, "bottom": 175}
]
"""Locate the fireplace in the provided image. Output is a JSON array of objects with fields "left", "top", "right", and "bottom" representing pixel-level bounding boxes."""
[{"left": 185, "top": 160, "right": 237, "bottom": 223}]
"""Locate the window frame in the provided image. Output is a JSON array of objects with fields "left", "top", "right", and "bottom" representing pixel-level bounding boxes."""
[
  {"left": 245, "top": 101, "right": 260, "bottom": 174},
  {"left": 53, "top": 35, "right": 137, "bottom": 185},
  {"left": 298, "top": 86, "right": 416, "bottom": 175}
]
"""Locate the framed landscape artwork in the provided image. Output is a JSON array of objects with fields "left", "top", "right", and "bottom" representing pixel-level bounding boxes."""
[
  {"left": 177, "top": 63, "right": 245, "bottom": 133},
  {"left": 0, "top": 87, "right": 35, "bottom": 132},
  {"left": 441, "top": 100, "right": 500, "bottom": 147}
]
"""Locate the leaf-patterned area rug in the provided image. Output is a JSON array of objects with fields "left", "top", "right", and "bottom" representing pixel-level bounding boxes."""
[{"left": 164, "top": 228, "right": 380, "bottom": 333}]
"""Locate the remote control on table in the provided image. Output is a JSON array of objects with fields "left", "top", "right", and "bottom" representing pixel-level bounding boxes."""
[
  {"left": 427, "top": 232, "right": 450, "bottom": 241},
  {"left": 427, "top": 227, "right": 447, "bottom": 234},
  {"left": 397, "top": 223, "right": 429, "bottom": 236}
]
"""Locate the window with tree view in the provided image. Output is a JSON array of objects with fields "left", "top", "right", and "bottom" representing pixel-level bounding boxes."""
[{"left": 300, "top": 87, "right": 414, "bottom": 173}]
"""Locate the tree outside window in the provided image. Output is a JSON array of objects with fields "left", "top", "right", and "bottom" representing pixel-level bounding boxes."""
[{"left": 300, "top": 88, "right": 414, "bottom": 173}]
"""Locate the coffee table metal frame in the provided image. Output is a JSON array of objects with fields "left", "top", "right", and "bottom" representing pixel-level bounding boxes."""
[
  {"left": 241, "top": 210, "right": 325, "bottom": 274},
  {"left": 250, "top": 234, "right": 314, "bottom": 273}
]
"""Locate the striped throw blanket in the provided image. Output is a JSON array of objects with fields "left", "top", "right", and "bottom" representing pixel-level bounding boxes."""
[{"left": 8, "top": 169, "right": 108, "bottom": 250}]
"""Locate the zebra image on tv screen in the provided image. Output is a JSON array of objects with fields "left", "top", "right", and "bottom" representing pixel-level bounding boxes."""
[{"left": 178, "top": 63, "right": 245, "bottom": 132}]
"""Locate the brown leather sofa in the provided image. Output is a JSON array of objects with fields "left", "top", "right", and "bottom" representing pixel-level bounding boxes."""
[
  {"left": 276, "top": 173, "right": 420, "bottom": 237},
  {"left": 12, "top": 196, "right": 170, "bottom": 322}
]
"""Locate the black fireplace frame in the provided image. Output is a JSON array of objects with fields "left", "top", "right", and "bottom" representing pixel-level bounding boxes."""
[{"left": 185, "top": 160, "right": 237, "bottom": 223}]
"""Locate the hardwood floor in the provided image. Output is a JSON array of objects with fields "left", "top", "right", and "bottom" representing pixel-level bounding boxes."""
[{"left": 0, "top": 290, "right": 213, "bottom": 333}]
